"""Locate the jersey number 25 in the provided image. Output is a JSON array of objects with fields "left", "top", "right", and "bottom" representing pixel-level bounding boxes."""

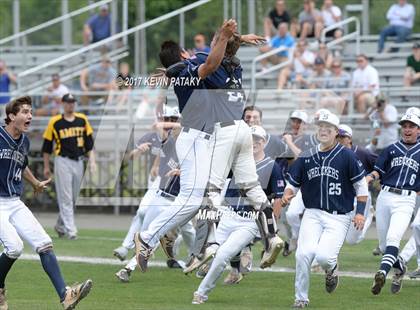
[{"left": 329, "top": 183, "right": 341, "bottom": 195}]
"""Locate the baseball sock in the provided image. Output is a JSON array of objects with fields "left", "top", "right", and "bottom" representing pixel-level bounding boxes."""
[
  {"left": 230, "top": 252, "right": 241, "bottom": 271},
  {"left": 379, "top": 246, "right": 399, "bottom": 275},
  {"left": 39, "top": 250, "right": 67, "bottom": 301},
  {"left": 0, "top": 253, "right": 17, "bottom": 288}
]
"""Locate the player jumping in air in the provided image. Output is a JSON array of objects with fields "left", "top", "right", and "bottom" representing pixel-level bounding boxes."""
[{"left": 0, "top": 96, "right": 92, "bottom": 310}]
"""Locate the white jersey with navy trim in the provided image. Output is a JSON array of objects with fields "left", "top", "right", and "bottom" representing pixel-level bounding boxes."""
[
  {"left": 0, "top": 126, "right": 29, "bottom": 197},
  {"left": 287, "top": 143, "right": 365, "bottom": 214}
]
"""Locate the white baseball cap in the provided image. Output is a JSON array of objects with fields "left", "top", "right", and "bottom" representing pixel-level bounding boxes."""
[
  {"left": 162, "top": 106, "right": 180, "bottom": 118},
  {"left": 399, "top": 113, "right": 420, "bottom": 127},
  {"left": 313, "top": 108, "right": 331, "bottom": 122},
  {"left": 338, "top": 124, "right": 353, "bottom": 138},
  {"left": 316, "top": 112, "right": 340, "bottom": 128},
  {"left": 406, "top": 107, "right": 420, "bottom": 118},
  {"left": 290, "top": 110, "right": 309, "bottom": 123},
  {"left": 251, "top": 125, "right": 267, "bottom": 141}
]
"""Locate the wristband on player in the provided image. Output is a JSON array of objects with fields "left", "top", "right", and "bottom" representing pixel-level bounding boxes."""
[{"left": 356, "top": 201, "right": 366, "bottom": 215}]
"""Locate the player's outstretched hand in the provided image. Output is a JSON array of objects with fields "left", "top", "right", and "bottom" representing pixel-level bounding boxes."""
[
  {"left": 280, "top": 190, "right": 295, "bottom": 207},
  {"left": 137, "top": 142, "right": 152, "bottom": 153},
  {"left": 33, "top": 178, "right": 52, "bottom": 195},
  {"left": 241, "top": 34, "right": 266, "bottom": 46},
  {"left": 220, "top": 19, "right": 237, "bottom": 39},
  {"left": 352, "top": 214, "right": 365, "bottom": 230}
]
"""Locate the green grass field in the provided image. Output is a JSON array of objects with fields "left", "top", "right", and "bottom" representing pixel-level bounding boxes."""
[{"left": 3, "top": 229, "right": 420, "bottom": 310}]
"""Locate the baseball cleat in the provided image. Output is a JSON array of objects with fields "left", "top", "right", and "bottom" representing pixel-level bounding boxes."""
[
  {"left": 160, "top": 234, "right": 177, "bottom": 260},
  {"left": 183, "top": 244, "right": 218, "bottom": 274},
  {"left": 115, "top": 268, "right": 131, "bottom": 283},
  {"left": 192, "top": 292, "right": 208, "bottom": 305},
  {"left": 61, "top": 279, "right": 93, "bottom": 310},
  {"left": 292, "top": 300, "right": 309, "bottom": 308},
  {"left": 371, "top": 271, "right": 386, "bottom": 295},
  {"left": 391, "top": 264, "right": 406, "bottom": 294},
  {"left": 282, "top": 241, "right": 292, "bottom": 257},
  {"left": 325, "top": 265, "right": 339, "bottom": 293},
  {"left": 408, "top": 268, "right": 420, "bottom": 279},
  {"left": 0, "top": 288, "right": 7, "bottom": 310},
  {"left": 54, "top": 225, "right": 66, "bottom": 238},
  {"left": 195, "top": 262, "right": 211, "bottom": 279},
  {"left": 372, "top": 246, "right": 383, "bottom": 256},
  {"left": 134, "top": 233, "right": 153, "bottom": 273},
  {"left": 113, "top": 246, "right": 129, "bottom": 261},
  {"left": 239, "top": 246, "right": 253, "bottom": 275},
  {"left": 223, "top": 268, "right": 243, "bottom": 285},
  {"left": 260, "top": 235, "right": 284, "bottom": 269},
  {"left": 166, "top": 258, "right": 182, "bottom": 269}
]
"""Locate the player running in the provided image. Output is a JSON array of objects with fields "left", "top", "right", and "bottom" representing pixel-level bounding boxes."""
[
  {"left": 192, "top": 126, "right": 285, "bottom": 304},
  {"left": 367, "top": 110, "right": 420, "bottom": 295},
  {"left": 0, "top": 96, "right": 92, "bottom": 310},
  {"left": 281, "top": 111, "right": 368, "bottom": 308}
]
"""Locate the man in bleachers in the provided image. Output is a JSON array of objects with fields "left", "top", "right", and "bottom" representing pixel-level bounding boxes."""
[
  {"left": 351, "top": 54, "right": 380, "bottom": 113},
  {"left": 322, "top": 59, "right": 351, "bottom": 114},
  {"left": 36, "top": 74, "right": 69, "bottom": 116},
  {"left": 404, "top": 42, "right": 420, "bottom": 87},
  {"left": 83, "top": 4, "right": 113, "bottom": 45},
  {"left": 259, "top": 23, "right": 295, "bottom": 70},
  {"left": 0, "top": 59, "right": 17, "bottom": 118},
  {"left": 305, "top": 56, "right": 330, "bottom": 89},
  {"left": 192, "top": 33, "right": 211, "bottom": 54},
  {"left": 264, "top": 0, "right": 291, "bottom": 41},
  {"left": 321, "top": 0, "right": 343, "bottom": 40},
  {"left": 277, "top": 39, "right": 315, "bottom": 89},
  {"left": 377, "top": 0, "right": 415, "bottom": 53},
  {"left": 80, "top": 55, "right": 117, "bottom": 105},
  {"left": 293, "top": 0, "right": 323, "bottom": 40}
]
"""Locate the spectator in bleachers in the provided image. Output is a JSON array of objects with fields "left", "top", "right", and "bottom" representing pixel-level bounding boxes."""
[
  {"left": 278, "top": 39, "right": 315, "bottom": 89},
  {"left": 351, "top": 54, "right": 380, "bottom": 113},
  {"left": 80, "top": 55, "right": 117, "bottom": 105},
  {"left": 264, "top": 0, "right": 291, "bottom": 41},
  {"left": 305, "top": 56, "right": 330, "bottom": 89},
  {"left": 404, "top": 42, "right": 420, "bottom": 87},
  {"left": 322, "top": 59, "right": 351, "bottom": 114},
  {"left": 316, "top": 42, "right": 334, "bottom": 69},
  {"left": 0, "top": 59, "right": 17, "bottom": 117},
  {"left": 193, "top": 33, "right": 211, "bottom": 54},
  {"left": 108, "top": 62, "right": 132, "bottom": 109},
  {"left": 293, "top": 0, "right": 323, "bottom": 40},
  {"left": 83, "top": 4, "right": 112, "bottom": 45},
  {"left": 36, "top": 74, "right": 70, "bottom": 116},
  {"left": 377, "top": 0, "right": 415, "bottom": 53},
  {"left": 366, "top": 93, "right": 398, "bottom": 153},
  {"left": 259, "top": 23, "right": 295, "bottom": 70},
  {"left": 321, "top": 0, "right": 343, "bottom": 40}
]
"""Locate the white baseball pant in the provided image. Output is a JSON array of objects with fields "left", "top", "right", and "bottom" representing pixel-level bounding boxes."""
[
  {"left": 197, "top": 213, "right": 259, "bottom": 296},
  {"left": 285, "top": 190, "right": 305, "bottom": 240},
  {"left": 295, "top": 208, "right": 351, "bottom": 303},
  {"left": 54, "top": 156, "right": 84, "bottom": 237},
  {"left": 208, "top": 120, "right": 267, "bottom": 208},
  {"left": 375, "top": 190, "right": 416, "bottom": 253},
  {"left": 141, "top": 129, "right": 211, "bottom": 248},
  {"left": 121, "top": 177, "right": 160, "bottom": 249},
  {"left": 0, "top": 198, "right": 52, "bottom": 259},
  {"left": 345, "top": 193, "right": 374, "bottom": 245}
]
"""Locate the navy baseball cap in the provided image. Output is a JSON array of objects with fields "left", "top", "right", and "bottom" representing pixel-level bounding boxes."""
[
  {"left": 314, "top": 56, "right": 325, "bottom": 65},
  {"left": 62, "top": 93, "right": 76, "bottom": 103}
]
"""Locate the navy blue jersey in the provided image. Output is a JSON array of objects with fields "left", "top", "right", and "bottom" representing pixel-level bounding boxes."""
[
  {"left": 225, "top": 156, "right": 285, "bottom": 212},
  {"left": 352, "top": 145, "right": 378, "bottom": 174},
  {"left": 287, "top": 143, "right": 365, "bottom": 214},
  {"left": 265, "top": 134, "right": 288, "bottom": 159},
  {"left": 374, "top": 141, "right": 420, "bottom": 192},
  {"left": 136, "top": 131, "right": 162, "bottom": 173},
  {"left": 0, "top": 126, "right": 30, "bottom": 197},
  {"left": 284, "top": 133, "right": 318, "bottom": 158},
  {"left": 158, "top": 135, "right": 180, "bottom": 196}
]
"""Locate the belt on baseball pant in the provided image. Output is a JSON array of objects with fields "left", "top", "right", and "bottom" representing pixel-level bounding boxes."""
[
  {"left": 323, "top": 208, "right": 347, "bottom": 215},
  {"left": 218, "top": 121, "right": 236, "bottom": 128},
  {"left": 61, "top": 155, "right": 84, "bottom": 161},
  {"left": 381, "top": 185, "right": 415, "bottom": 196},
  {"left": 156, "top": 190, "right": 176, "bottom": 202},
  {"left": 182, "top": 127, "right": 211, "bottom": 140}
]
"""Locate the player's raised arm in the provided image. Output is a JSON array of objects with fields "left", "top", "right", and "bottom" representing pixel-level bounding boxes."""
[{"left": 198, "top": 19, "right": 237, "bottom": 79}]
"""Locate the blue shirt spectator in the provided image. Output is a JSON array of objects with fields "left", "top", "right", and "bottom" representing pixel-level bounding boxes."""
[
  {"left": 83, "top": 4, "right": 114, "bottom": 45},
  {"left": 192, "top": 33, "right": 211, "bottom": 54},
  {"left": 0, "top": 60, "right": 17, "bottom": 105},
  {"left": 269, "top": 31, "right": 295, "bottom": 57}
]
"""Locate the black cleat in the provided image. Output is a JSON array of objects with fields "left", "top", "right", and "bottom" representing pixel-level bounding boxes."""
[{"left": 371, "top": 271, "right": 386, "bottom": 295}]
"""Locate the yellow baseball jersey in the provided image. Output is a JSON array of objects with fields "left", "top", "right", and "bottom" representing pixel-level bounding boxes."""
[{"left": 42, "top": 113, "right": 94, "bottom": 159}]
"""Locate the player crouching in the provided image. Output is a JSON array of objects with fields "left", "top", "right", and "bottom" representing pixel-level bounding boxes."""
[
  {"left": 367, "top": 110, "right": 420, "bottom": 295},
  {"left": 0, "top": 97, "right": 92, "bottom": 310},
  {"left": 281, "top": 111, "right": 368, "bottom": 308}
]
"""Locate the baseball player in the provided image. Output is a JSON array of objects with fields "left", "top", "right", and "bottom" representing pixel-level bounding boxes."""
[
  {"left": 113, "top": 106, "right": 183, "bottom": 261},
  {"left": 366, "top": 110, "right": 420, "bottom": 295},
  {"left": 0, "top": 96, "right": 92, "bottom": 310},
  {"left": 42, "top": 93, "right": 96, "bottom": 240},
  {"left": 337, "top": 124, "right": 378, "bottom": 244},
  {"left": 192, "top": 125, "right": 285, "bottom": 304},
  {"left": 281, "top": 111, "right": 368, "bottom": 308}
]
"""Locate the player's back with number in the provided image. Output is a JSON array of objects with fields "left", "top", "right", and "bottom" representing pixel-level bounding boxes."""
[{"left": 0, "top": 126, "right": 29, "bottom": 197}]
